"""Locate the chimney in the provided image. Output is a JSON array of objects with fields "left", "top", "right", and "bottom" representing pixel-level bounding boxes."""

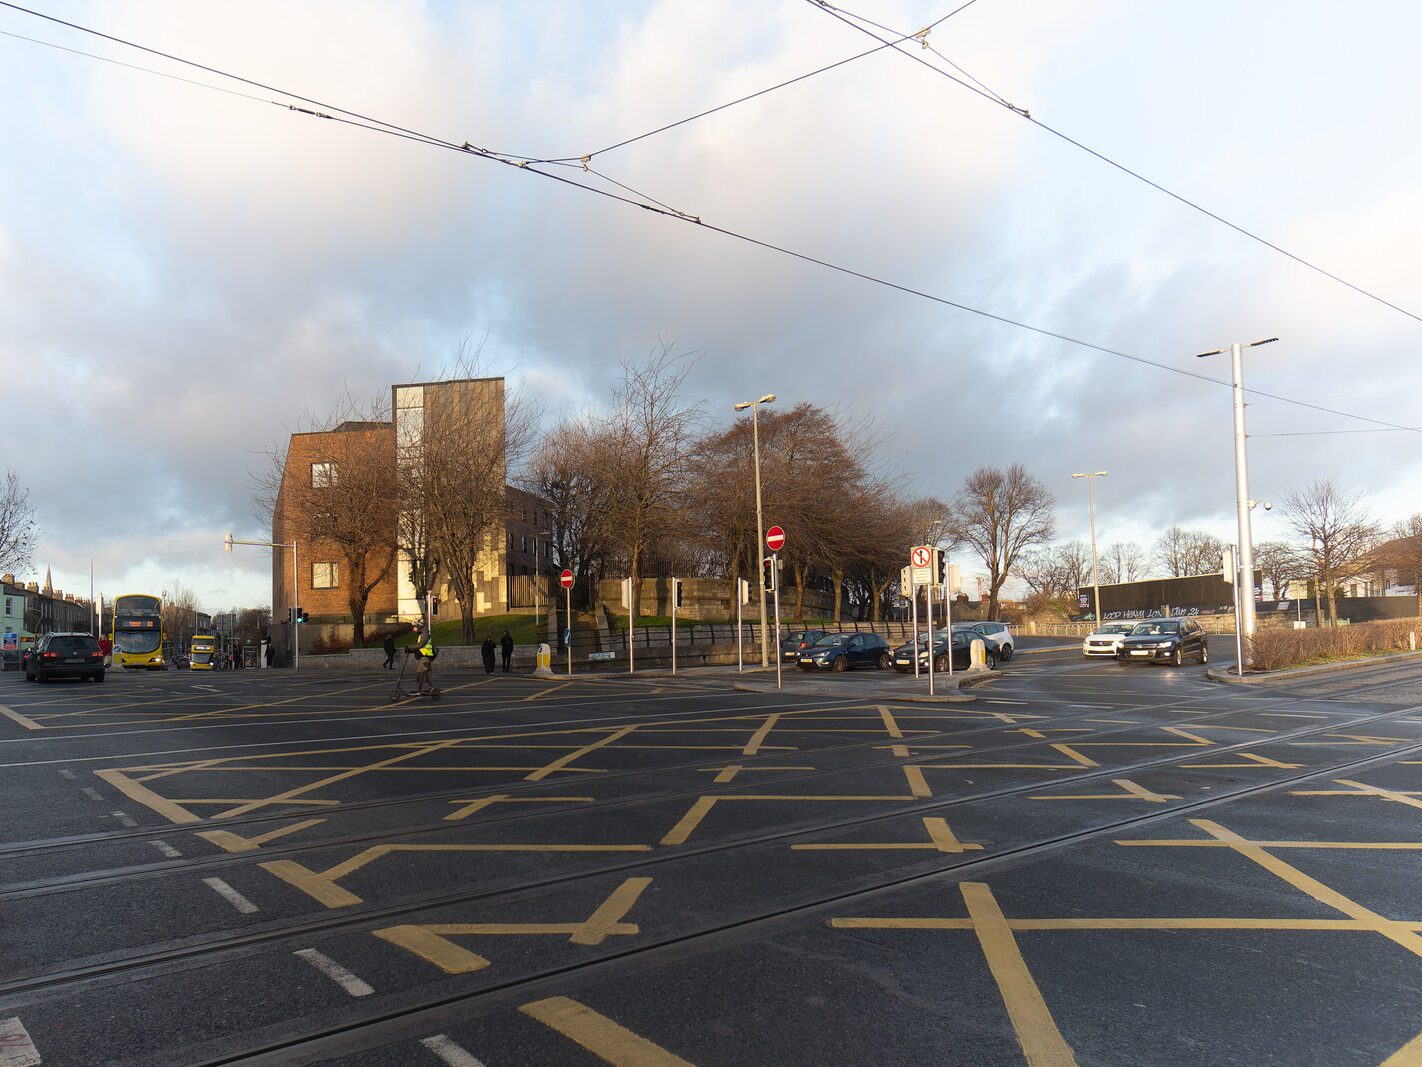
[{"left": 26, "top": 582, "right": 38, "bottom": 592}]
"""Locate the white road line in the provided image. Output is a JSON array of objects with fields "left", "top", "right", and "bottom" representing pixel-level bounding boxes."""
[
  {"left": 420, "top": 1035, "right": 487, "bottom": 1067},
  {"left": 150, "top": 840, "right": 182, "bottom": 859},
  {"left": 80, "top": 787, "right": 103, "bottom": 801},
  {"left": 0, "top": 1015, "right": 41, "bottom": 1067},
  {"left": 203, "top": 877, "right": 259, "bottom": 914},
  {"left": 294, "top": 949, "right": 373, "bottom": 997},
  {"left": 57, "top": 769, "right": 76, "bottom": 780},
  {"left": 1265, "top": 712, "right": 1328, "bottom": 718},
  {"left": 109, "top": 811, "right": 137, "bottom": 828},
  {"left": 986, "top": 699, "right": 1026, "bottom": 705},
  {"left": 1400, "top": 718, "right": 1422, "bottom": 724},
  {"left": 1068, "top": 704, "right": 1110, "bottom": 709}
]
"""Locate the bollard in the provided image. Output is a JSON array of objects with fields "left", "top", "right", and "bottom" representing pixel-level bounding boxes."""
[
  {"left": 1411, "top": 631, "right": 1417, "bottom": 652},
  {"left": 534, "top": 642, "right": 554, "bottom": 676},
  {"left": 970, "top": 638, "right": 988, "bottom": 670}
]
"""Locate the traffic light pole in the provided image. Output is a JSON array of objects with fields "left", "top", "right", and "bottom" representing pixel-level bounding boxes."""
[
  {"left": 772, "top": 552, "right": 782, "bottom": 690},
  {"left": 671, "top": 578, "right": 678, "bottom": 676}
]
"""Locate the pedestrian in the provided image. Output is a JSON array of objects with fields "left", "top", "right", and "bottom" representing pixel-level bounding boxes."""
[
  {"left": 233, "top": 640, "right": 243, "bottom": 670},
  {"left": 410, "top": 621, "right": 435, "bottom": 694},
  {"left": 500, "top": 630, "right": 514, "bottom": 672},
  {"left": 382, "top": 633, "right": 396, "bottom": 670},
  {"left": 481, "top": 635, "right": 496, "bottom": 674},
  {"left": 265, "top": 641, "right": 274, "bottom": 667}
]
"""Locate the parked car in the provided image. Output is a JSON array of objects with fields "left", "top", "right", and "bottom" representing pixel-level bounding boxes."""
[
  {"left": 892, "top": 629, "right": 993, "bottom": 673},
  {"left": 1082, "top": 622, "right": 1139, "bottom": 658},
  {"left": 25, "top": 632, "right": 106, "bottom": 683},
  {"left": 953, "top": 621, "right": 1015, "bottom": 660},
  {"left": 1117, "top": 619, "right": 1209, "bottom": 666},
  {"left": 781, "top": 629, "right": 827, "bottom": 662},
  {"left": 797, "top": 632, "right": 891, "bottom": 672}
]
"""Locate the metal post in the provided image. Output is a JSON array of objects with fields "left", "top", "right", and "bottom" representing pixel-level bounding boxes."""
[
  {"left": 911, "top": 581, "right": 920, "bottom": 678},
  {"left": 737, "top": 579, "right": 744, "bottom": 672},
  {"left": 1230, "top": 342, "right": 1258, "bottom": 658},
  {"left": 1088, "top": 478, "right": 1102, "bottom": 625},
  {"left": 671, "top": 578, "right": 677, "bottom": 676},
  {"left": 292, "top": 540, "right": 299, "bottom": 673},
  {"left": 926, "top": 580, "right": 935, "bottom": 696},
  {"left": 752, "top": 406, "right": 769, "bottom": 668},
  {"left": 772, "top": 552, "right": 782, "bottom": 690},
  {"left": 1232, "top": 547, "right": 1244, "bottom": 677},
  {"left": 628, "top": 577, "right": 635, "bottom": 675},
  {"left": 944, "top": 571, "right": 955, "bottom": 677},
  {"left": 566, "top": 584, "right": 573, "bottom": 676}
]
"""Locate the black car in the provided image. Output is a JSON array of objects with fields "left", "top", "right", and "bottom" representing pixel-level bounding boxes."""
[
  {"left": 892, "top": 630, "right": 995, "bottom": 673},
  {"left": 1117, "top": 619, "right": 1209, "bottom": 666},
  {"left": 780, "top": 629, "right": 827, "bottom": 662},
  {"left": 797, "top": 632, "right": 891, "bottom": 671},
  {"left": 25, "top": 632, "right": 106, "bottom": 682}
]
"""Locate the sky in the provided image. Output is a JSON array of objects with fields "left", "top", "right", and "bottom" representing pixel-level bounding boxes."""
[{"left": 3, "top": 0, "right": 1419, "bottom": 613}]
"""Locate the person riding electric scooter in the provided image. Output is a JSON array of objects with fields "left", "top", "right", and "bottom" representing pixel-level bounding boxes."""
[{"left": 389, "top": 621, "right": 441, "bottom": 702}]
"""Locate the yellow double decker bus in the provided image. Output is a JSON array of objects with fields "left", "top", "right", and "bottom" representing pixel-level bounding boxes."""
[
  {"left": 189, "top": 631, "right": 218, "bottom": 671},
  {"left": 112, "top": 594, "right": 166, "bottom": 670}
]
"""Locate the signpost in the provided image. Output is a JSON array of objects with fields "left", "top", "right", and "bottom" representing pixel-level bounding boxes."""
[
  {"left": 766, "top": 527, "right": 785, "bottom": 690},
  {"left": 670, "top": 577, "right": 680, "bottom": 676},
  {"left": 736, "top": 577, "right": 749, "bottom": 672},
  {"left": 560, "top": 569, "right": 574, "bottom": 675}
]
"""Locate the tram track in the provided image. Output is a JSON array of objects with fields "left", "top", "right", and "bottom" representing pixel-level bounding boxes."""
[{"left": 1, "top": 693, "right": 1418, "bottom": 1005}]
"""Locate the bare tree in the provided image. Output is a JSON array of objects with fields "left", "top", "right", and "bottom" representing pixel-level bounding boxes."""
[
  {"left": 583, "top": 344, "right": 702, "bottom": 619},
  {"left": 161, "top": 581, "right": 202, "bottom": 651},
  {"left": 1099, "top": 541, "right": 1147, "bottom": 584},
  {"left": 1281, "top": 478, "right": 1381, "bottom": 625},
  {"left": 1153, "top": 526, "right": 1225, "bottom": 577},
  {"left": 522, "top": 421, "right": 608, "bottom": 609},
  {"left": 0, "top": 470, "right": 38, "bottom": 576},
  {"left": 1253, "top": 540, "right": 1298, "bottom": 600},
  {"left": 1383, "top": 514, "right": 1422, "bottom": 614},
  {"left": 952, "top": 464, "right": 1055, "bottom": 619},
  {"left": 1020, "top": 541, "right": 1092, "bottom": 613}
]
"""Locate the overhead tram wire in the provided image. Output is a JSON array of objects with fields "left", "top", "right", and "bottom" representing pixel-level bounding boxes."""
[
  {"left": 5, "top": 3, "right": 1419, "bottom": 438},
  {"left": 807, "top": 0, "right": 1422, "bottom": 328}
]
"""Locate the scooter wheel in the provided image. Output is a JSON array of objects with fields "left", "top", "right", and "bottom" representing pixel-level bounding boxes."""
[
  {"left": 389, "top": 690, "right": 402, "bottom": 703},
  {"left": 429, "top": 689, "right": 442, "bottom": 701}
]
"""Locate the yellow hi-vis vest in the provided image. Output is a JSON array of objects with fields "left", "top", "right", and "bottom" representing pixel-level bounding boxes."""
[{"left": 418, "top": 636, "right": 436, "bottom": 658}]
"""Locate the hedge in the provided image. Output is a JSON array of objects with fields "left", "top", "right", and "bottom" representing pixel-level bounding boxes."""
[{"left": 1249, "top": 617, "right": 1422, "bottom": 672}]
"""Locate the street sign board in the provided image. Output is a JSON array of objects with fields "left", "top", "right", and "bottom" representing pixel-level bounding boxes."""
[
  {"left": 588, "top": 651, "right": 616, "bottom": 661},
  {"left": 563, "top": 628, "right": 572, "bottom": 646},
  {"left": 765, "top": 526, "right": 786, "bottom": 552},
  {"left": 1, "top": 632, "right": 16, "bottom": 651},
  {"left": 910, "top": 545, "right": 931, "bottom": 568},
  {"left": 559, "top": 569, "right": 574, "bottom": 589},
  {"left": 910, "top": 545, "right": 935, "bottom": 585}
]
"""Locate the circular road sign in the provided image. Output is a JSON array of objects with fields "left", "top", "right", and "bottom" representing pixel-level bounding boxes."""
[
  {"left": 765, "top": 526, "right": 786, "bottom": 552},
  {"left": 559, "top": 569, "right": 575, "bottom": 589},
  {"left": 910, "top": 545, "right": 932, "bottom": 567}
]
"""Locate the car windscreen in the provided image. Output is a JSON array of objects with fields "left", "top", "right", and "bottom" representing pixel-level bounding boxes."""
[
  {"left": 812, "top": 635, "right": 850, "bottom": 647},
  {"left": 1097, "top": 624, "right": 1136, "bottom": 635},
  {"left": 115, "top": 631, "right": 162, "bottom": 654},
  {"left": 47, "top": 636, "right": 98, "bottom": 653},
  {"left": 1131, "top": 622, "right": 1179, "bottom": 635}
]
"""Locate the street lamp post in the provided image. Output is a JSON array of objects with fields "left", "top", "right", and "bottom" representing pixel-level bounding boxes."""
[
  {"left": 1071, "top": 471, "right": 1108, "bottom": 625},
  {"left": 225, "top": 533, "right": 299, "bottom": 671},
  {"left": 89, "top": 556, "right": 99, "bottom": 638},
  {"left": 734, "top": 393, "right": 776, "bottom": 668},
  {"left": 1196, "top": 337, "right": 1277, "bottom": 665}
]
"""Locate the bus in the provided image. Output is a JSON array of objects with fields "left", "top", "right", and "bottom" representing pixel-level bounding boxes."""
[
  {"left": 189, "top": 631, "right": 218, "bottom": 671},
  {"left": 112, "top": 594, "right": 166, "bottom": 670}
]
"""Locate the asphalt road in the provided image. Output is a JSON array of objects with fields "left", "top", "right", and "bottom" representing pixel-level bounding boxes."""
[{"left": 1, "top": 643, "right": 1420, "bottom": 1066}]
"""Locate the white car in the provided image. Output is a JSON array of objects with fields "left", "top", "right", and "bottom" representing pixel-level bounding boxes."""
[
  {"left": 953, "top": 621, "right": 1015, "bottom": 661},
  {"left": 1083, "top": 621, "right": 1138, "bottom": 657}
]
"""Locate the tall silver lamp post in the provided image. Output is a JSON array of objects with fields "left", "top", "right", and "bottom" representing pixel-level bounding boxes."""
[
  {"left": 1195, "top": 337, "right": 1277, "bottom": 666},
  {"left": 734, "top": 393, "right": 776, "bottom": 667},
  {"left": 226, "top": 533, "right": 299, "bottom": 671},
  {"left": 1071, "top": 471, "right": 1108, "bottom": 625}
]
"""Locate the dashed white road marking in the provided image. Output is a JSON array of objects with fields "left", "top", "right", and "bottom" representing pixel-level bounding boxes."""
[
  {"left": 80, "top": 787, "right": 103, "bottom": 801},
  {"left": 150, "top": 840, "right": 182, "bottom": 859},
  {"left": 986, "top": 699, "right": 1026, "bottom": 705},
  {"left": 293, "top": 948, "right": 373, "bottom": 997},
  {"left": 420, "top": 1034, "right": 487, "bottom": 1067},
  {"left": 57, "top": 769, "right": 76, "bottom": 780},
  {"left": 203, "top": 877, "right": 259, "bottom": 914},
  {"left": 1068, "top": 704, "right": 1110, "bottom": 709},
  {"left": 109, "top": 811, "right": 137, "bottom": 828},
  {"left": 1265, "top": 712, "right": 1328, "bottom": 718},
  {"left": 0, "top": 1015, "right": 41, "bottom": 1067}
]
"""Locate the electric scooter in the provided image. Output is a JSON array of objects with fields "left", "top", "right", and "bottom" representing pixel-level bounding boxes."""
[{"left": 390, "top": 648, "right": 441, "bottom": 702}]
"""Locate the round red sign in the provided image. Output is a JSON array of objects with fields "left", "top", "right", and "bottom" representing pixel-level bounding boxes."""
[
  {"left": 765, "top": 526, "right": 786, "bottom": 552},
  {"left": 559, "top": 569, "right": 575, "bottom": 589}
]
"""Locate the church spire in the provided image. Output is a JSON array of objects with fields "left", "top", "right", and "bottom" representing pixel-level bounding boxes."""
[{"left": 42, "top": 566, "right": 53, "bottom": 596}]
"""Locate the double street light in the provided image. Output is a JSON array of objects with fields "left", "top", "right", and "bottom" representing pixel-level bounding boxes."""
[
  {"left": 225, "top": 532, "right": 298, "bottom": 671},
  {"left": 1071, "top": 471, "right": 1108, "bottom": 626},
  {"left": 734, "top": 393, "right": 776, "bottom": 668}
]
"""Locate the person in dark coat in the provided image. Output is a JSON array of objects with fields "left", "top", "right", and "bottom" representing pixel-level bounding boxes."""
[
  {"left": 233, "top": 640, "right": 243, "bottom": 669},
  {"left": 382, "top": 633, "right": 396, "bottom": 670},
  {"left": 481, "top": 636, "right": 496, "bottom": 674},
  {"left": 499, "top": 630, "right": 514, "bottom": 672}
]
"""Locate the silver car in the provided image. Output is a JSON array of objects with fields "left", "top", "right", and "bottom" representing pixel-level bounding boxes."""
[
  {"left": 953, "top": 621, "right": 1015, "bottom": 661},
  {"left": 1082, "top": 621, "right": 1138, "bottom": 657}
]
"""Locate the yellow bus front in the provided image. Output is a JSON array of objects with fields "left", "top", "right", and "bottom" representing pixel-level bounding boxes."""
[
  {"left": 113, "top": 594, "right": 166, "bottom": 670},
  {"left": 190, "top": 634, "right": 217, "bottom": 670}
]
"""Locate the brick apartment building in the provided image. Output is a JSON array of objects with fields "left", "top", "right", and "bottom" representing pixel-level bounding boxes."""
[{"left": 271, "top": 377, "right": 554, "bottom": 657}]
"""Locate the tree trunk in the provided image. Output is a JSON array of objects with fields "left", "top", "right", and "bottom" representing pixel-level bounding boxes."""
[
  {"left": 831, "top": 568, "right": 843, "bottom": 622},
  {"left": 1325, "top": 565, "right": 1338, "bottom": 626},
  {"left": 346, "top": 558, "right": 369, "bottom": 646},
  {"left": 794, "top": 562, "right": 807, "bottom": 622}
]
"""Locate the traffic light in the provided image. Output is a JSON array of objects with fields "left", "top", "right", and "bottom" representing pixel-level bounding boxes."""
[
  {"left": 295, "top": 606, "right": 309, "bottom": 624},
  {"left": 431, "top": 596, "right": 440, "bottom": 616},
  {"left": 672, "top": 578, "right": 684, "bottom": 609},
  {"left": 762, "top": 558, "right": 776, "bottom": 592}
]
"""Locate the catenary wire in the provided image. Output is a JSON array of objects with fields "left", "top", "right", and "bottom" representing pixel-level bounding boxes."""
[
  {"left": 3, "top": 2, "right": 1418, "bottom": 436},
  {"left": 808, "top": 0, "right": 1422, "bottom": 327}
]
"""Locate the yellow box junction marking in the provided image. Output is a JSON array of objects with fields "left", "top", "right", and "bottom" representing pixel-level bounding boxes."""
[
  {"left": 1287, "top": 779, "right": 1422, "bottom": 812},
  {"left": 697, "top": 765, "right": 814, "bottom": 785},
  {"left": 374, "top": 876, "right": 652, "bottom": 973},
  {"left": 1289, "top": 734, "right": 1410, "bottom": 747},
  {"left": 0, "top": 704, "right": 43, "bottom": 730},
  {"left": 1029, "top": 779, "right": 1179, "bottom": 804},
  {"left": 1181, "top": 751, "right": 1303, "bottom": 770},
  {"left": 792, "top": 816, "right": 981, "bottom": 854},
  {"left": 525, "top": 726, "right": 639, "bottom": 781},
  {"left": 263, "top": 841, "right": 652, "bottom": 909},
  {"left": 660, "top": 794, "right": 916, "bottom": 847},
  {"left": 520, "top": 995, "right": 696, "bottom": 1067},
  {"left": 741, "top": 713, "right": 782, "bottom": 755},
  {"left": 1381, "top": 1026, "right": 1422, "bottom": 1067},
  {"left": 197, "top": 818, "right": 325, "bottom": 853},
  {"left": 445, "top": 794, "right": 596, "bottom": 821}
]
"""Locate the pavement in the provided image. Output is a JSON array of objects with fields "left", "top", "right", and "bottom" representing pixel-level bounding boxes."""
[{"left": 1, "top": 636, "right": 1420, "bottom": 1065}]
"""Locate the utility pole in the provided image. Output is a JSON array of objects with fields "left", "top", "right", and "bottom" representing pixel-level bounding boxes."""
[
  {"left": 734, "top": 393, "right": 776, "bottom": 667},
  {"left": 1071, "top": 472, "right": 1108, "bottom": 625}
]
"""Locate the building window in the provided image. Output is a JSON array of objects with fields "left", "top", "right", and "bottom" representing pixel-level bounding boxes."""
[
  {"left": 522, "top": 506, "right": 528, "bottom": 522},
  {"left": 311, "top": 462, "right": 337, "bottom": 488},
  {"left": 520, "top": 536, "right": 527, "bottom": 553},
  {"left": 3, "top": 597, "right": 10, "bottom": 615},
  {"left": 312, "top": 562, "right": 339, "bottom": 589}
]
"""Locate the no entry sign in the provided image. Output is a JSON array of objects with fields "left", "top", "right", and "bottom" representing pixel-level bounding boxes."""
[
  {"left": 765, "top": 526, "right": 786, "bottom": 552},
  {"left": 910, "top": 545, "right": 932, "bottom": 567},
  {"left": 559, "top": 569, "right": 574, "bottom": 589}
]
